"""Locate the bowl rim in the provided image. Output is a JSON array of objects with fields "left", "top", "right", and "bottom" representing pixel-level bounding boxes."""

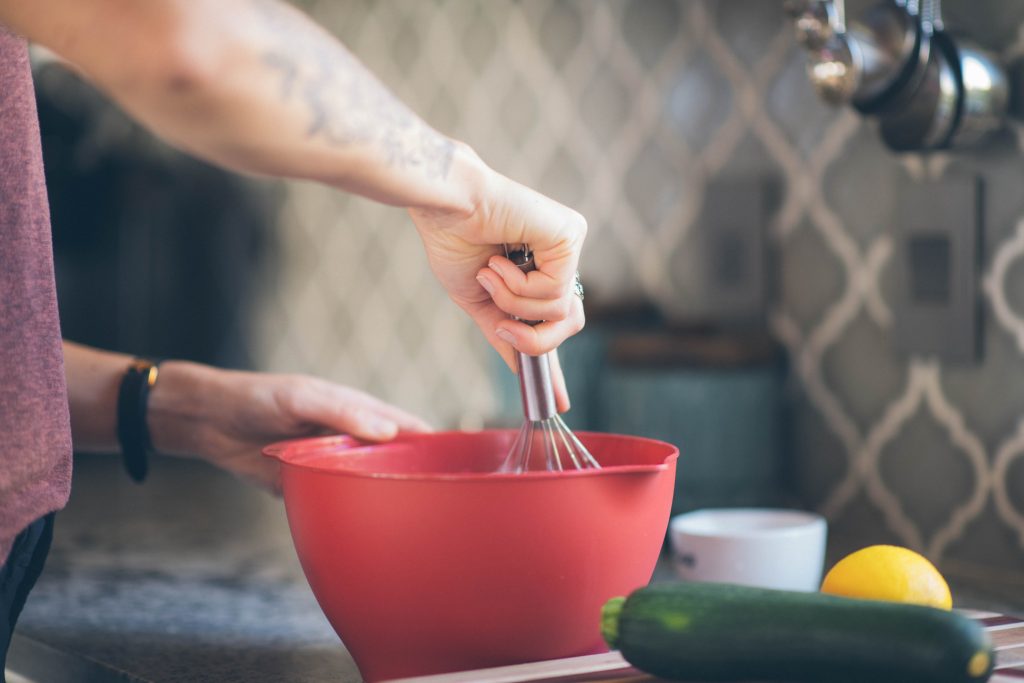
[{"left": 262, "top": 430, "right": 678, "bottom": 481}]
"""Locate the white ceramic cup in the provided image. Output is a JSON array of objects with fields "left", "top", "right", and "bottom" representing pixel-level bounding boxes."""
[{"left": 668, "top": 508, "right": 828, "bottom": 592}]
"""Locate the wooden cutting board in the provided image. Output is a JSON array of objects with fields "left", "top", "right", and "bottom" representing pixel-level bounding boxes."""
[{"left": 387, "top": 610, "right": 1024, "bottom": 683}]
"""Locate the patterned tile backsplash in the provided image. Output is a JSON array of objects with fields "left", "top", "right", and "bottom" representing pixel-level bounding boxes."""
[{"left": 254, "top": 1, "right": 1024, "bottom": 579}]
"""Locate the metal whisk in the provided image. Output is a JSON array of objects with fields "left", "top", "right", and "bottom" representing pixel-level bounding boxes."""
[{"left": 498, "top": 245, "right": 601, "bottom": 473}]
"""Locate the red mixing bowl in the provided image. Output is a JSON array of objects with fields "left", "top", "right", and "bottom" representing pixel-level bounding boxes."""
[{"left": 263, "top": 430, "right": 677, "bottom": 682}]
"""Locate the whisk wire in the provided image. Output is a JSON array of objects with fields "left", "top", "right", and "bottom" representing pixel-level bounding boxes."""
[
  {"left": 503, "top": 422, "right": 527, "bottom": 473},
  {"left": 560, "top": 417, "right": 601, "bottom": 469},
  {"left": 544, "top": 420, "right": 562, "bottom": 472},
  {"left": 553, "top": 416, "right": 582, "bottom": 470}
]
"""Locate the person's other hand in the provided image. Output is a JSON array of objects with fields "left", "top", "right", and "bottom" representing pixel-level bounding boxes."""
[
  {"left": 147, "top": 361, "right": 431, "bottom": 493},
  {"left": 408, "top": 147, "right": 586, "bottom": 411}
]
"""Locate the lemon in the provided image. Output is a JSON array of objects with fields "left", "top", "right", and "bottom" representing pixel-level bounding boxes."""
[{"left": 820, "top": 545, "right": 952, "bottom": 610}]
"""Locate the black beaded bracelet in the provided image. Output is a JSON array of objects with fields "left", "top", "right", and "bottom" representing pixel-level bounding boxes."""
[{"left": 117, "top": 359, "right": 160, "bottom": 483}]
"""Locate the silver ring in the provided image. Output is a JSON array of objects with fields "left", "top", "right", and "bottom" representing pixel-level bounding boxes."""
[{"left": 573, "top": 271, "right": 584, "bottom": 301}]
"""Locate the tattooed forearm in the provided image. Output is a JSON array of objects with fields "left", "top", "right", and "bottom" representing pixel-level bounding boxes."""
[
  {"left": 252, "top": 0, "right": 454, "bottom": 180},
  {"left": 262, "top": 52, "right": 297, "bottom": 99}
]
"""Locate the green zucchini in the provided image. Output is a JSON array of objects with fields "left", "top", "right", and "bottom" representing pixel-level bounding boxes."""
[{"left": 601, "top": 582, "right": 994, "bottom": 683}]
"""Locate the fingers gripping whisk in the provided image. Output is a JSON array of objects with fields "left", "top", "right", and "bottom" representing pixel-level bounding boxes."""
[{"left": 497, "top": 244, "right": 600, "bottom": 473}]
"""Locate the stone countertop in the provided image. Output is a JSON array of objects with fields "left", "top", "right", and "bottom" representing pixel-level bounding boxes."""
[
  {"left": 9, "top": 454, "right": 1024, "bottom": 683},
  {"left": 11, "top": 454, "right": 363, "bottom": 683}
]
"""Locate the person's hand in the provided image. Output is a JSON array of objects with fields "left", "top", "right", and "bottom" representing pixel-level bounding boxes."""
[
  {"left": 408, "top": 147, "right": 586, "bottom": 411},
  {"left": 147, "top": 360, "right": 431, "bottom": 493}
]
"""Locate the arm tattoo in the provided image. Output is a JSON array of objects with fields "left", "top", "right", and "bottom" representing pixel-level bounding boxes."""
[{"left": 252, "top": 0, "right": 455, "bottom": 180}]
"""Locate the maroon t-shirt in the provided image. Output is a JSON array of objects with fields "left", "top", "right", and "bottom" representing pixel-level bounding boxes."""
[{"left": 0, "top": 26, "right": 73, "bottom": 564}]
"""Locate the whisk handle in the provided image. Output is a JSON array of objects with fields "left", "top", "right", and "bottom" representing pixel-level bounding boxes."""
[
  {"left": 517, "top": 351, "right": 557, "bottom": 421},
  {"left": 504, "top": 244, "right": 559, "bottom": 421}
]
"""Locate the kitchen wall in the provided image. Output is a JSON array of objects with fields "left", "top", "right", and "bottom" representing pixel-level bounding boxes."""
[{"left": 255, "top": 0, "right": 1024, "bottom": 580}]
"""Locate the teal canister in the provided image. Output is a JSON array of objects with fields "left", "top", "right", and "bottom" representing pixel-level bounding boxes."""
[{"left": 602, "top": 330, "right": 786, "bottom": 515}]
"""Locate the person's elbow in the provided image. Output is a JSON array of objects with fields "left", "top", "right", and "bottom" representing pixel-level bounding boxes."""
[
  {"left": 143, "top": 26, "right": 225, "bottom": 103},
  {"left": 93, "top": 11, "right": 227, "bottom": 110}
]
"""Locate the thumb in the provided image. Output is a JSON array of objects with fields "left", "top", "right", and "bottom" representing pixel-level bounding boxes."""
[{"left": 548, "top": 349, "right": 570, "bottom": 414}]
